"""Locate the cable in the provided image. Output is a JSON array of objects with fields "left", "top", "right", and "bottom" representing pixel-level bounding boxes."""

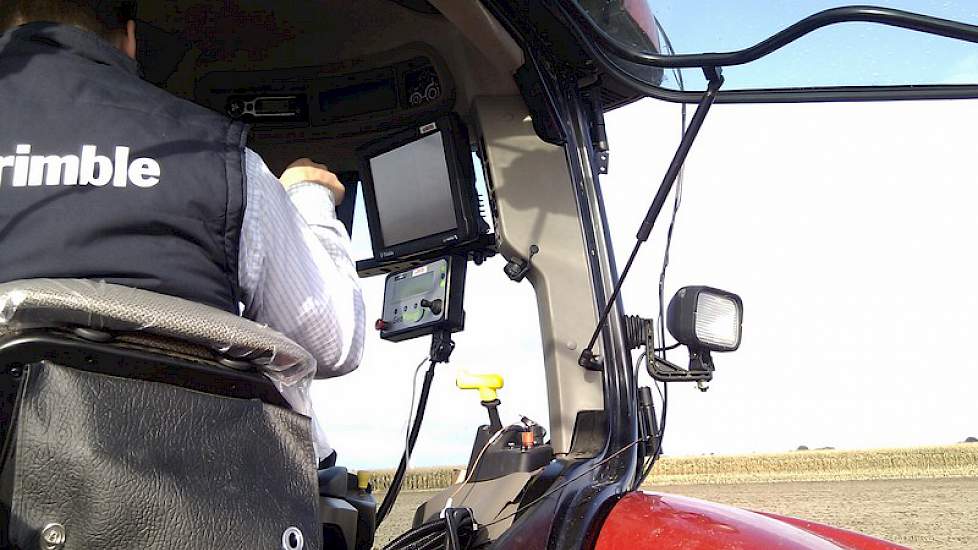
[
  {"left": 409, "top": 532, "right": 445, "bottom": 550},
  {"left": 383, "top": 516, "right": 476, "bottom": 550},
  {"left": 631, "top": 350, "right": 649, "bottom": 485},
  {"left": 653, "top": 379, "right": 664, "bottom": 403},
  {"left": 632, "top": 351, "right": 647, "bottom": 381},
  {"left": 653, "top": 14, "right": 686, "bottom": 364},
  {"left": 631, "top": 349, "right": 668, "bottom": 490},
  {"left": 656, "top": 132, "right": 683, "bottom": 361},
  {"left": 387, "top": 524, "right": 475, "bottom": 550},
  {"left": 446, "top": 428, "right": 509, "bottom": 503},
  {"left": 638, "top": 18, "right": 682, "bottom": 488},
  {"left": 402, "top": 355, "right": 430, "bottom": 469},
  {"left": 384, "top": 522, "right": 456, "bottom": 550},
  {"left": 384, "top": 520, "right": 444, "bottom": 549},
  {"left": 482, "top": 439, "right": 643, "bottom": 529},
  {"left": 377, "top": 359, "right": 438, "bottom": 526}
]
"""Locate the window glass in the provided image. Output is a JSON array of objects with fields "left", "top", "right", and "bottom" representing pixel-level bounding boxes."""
[
  {"left": 599, "top": 97, "right": 978, "bottom": 454},
  {"left": 574, "top": 1, "right": 978, "bottom": 91}
]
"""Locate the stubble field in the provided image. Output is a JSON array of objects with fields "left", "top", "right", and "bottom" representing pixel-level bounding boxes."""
[
  {"left": 377, "top": 479, "right": 978, "bottom": 549},
  {"left": 650, "top": 478, "right": 978, "bottom": 550},
  {"left": 372, "top": 445, "right": 978, "bottom": 549}
]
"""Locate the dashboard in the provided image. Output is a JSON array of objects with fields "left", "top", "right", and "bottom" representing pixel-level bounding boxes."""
[
  {"left": 193, "top": 45, "right": 458, "bottom": 237},
  {"left": 194, "top": 45, "right": 455, "bottom": 145}
]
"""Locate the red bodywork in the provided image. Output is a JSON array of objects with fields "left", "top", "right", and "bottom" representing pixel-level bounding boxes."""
[{"left": 594, "top": 492, "right": 910, "bottom": 550}]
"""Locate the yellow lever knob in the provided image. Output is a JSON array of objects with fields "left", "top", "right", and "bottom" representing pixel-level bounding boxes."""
[
  {"left": 456, "top": 372, "right": 504, "bottom": 402},
  {"left": 356, "top": 471, "right": 371, "bottom": 491}
]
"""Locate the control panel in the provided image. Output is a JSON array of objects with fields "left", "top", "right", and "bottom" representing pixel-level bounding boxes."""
[{"left": 378, "top": 256, "right": 466, "bottom": 342}]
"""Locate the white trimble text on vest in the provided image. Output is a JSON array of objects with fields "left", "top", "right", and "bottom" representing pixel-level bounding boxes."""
[{"left": 0, "top": 145, "right": 160, "bottom": 188}]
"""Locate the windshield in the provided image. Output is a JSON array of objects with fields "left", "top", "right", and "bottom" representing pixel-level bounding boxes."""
[
  {"left": 599, "top": 95, "right": 978, "bottom": 455},
  {"left": 574, "top": 1, "right": 978, "bottom": 92}
]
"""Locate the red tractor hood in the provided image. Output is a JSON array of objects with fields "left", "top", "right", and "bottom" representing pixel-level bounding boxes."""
[{"left": 594, "top": 491, "right": 910, "bottom": 550}]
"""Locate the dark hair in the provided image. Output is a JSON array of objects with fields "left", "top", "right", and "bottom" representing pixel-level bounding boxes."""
[{"left": 0, "top": 0, "right": 137, "bottom": 38}]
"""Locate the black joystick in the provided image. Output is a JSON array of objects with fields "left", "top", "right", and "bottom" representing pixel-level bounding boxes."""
[{"left": 420, "top": 298, "right": 443, "bottom": 315}]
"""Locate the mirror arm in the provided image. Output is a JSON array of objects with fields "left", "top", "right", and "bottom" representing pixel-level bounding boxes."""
[
  {"left": 646, "top": 351, "right": 714, "bottom": 388},
  {"left": 584, "top": 86, "right": 611, "bottom": 174},
  {"left": 560, "top": 4, "right": 978, "bottom": 70},
  {"left": 578, "top": 68, "right": 723, "bottom": 370}
]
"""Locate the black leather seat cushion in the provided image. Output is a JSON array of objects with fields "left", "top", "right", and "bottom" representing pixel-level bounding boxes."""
[{"left": 5, "top": 361, "right": 320, "bottom": 550}]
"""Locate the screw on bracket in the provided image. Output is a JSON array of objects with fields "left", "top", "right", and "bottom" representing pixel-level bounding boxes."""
[{"left": 503, "top": 244, "right": 539, "bottom": 283}]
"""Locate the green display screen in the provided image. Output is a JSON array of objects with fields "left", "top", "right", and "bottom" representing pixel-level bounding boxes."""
[{"left": 398, "top": 272, "right": 435, "bottom": 299}]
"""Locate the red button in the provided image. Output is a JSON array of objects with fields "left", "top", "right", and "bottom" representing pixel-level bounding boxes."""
[{"left": 375, "top": 319, "right": 388, "bottom": 331}]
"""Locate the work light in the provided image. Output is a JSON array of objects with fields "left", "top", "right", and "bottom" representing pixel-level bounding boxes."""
[{"left": 666, "top": 286, "right": 743, "bottom": 352}]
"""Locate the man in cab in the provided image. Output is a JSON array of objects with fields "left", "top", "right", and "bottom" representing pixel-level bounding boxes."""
[{"left": 0, "top": 0, "right": 365, "bottom": 462}]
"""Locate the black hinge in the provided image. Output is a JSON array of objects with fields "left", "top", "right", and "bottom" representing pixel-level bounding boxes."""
[{"left": 584, "top": 87, "right": 610, "bottom": 174}]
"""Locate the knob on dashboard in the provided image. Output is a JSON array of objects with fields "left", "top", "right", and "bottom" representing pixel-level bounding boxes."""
[
  {"left": 227, "top": 99, "right": 245, "bottom": 118},
  {"left": 420, "top": 298, "right": 443, "bottom": 316}
]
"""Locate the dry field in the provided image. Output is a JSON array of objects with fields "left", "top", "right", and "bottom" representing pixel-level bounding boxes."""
[
  {"left": 645, "top": 444, "right": 978, "bottom": 485},
  {"left": 651, "top": 478, "right": 978, "bottom": 550},
  {"left": 371, "top": 445, "right": 978, "bottom": 549},
  {"left": 378, "top": 479, "right": 978, "bottom": 549}
]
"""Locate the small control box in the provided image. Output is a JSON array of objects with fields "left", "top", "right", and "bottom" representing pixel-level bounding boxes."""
[{"left": 378, "top": 256, "right": 466, "bottom": 342}]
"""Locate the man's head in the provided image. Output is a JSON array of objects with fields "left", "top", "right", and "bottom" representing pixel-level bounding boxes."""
[{"left": 0, "top": 1, "right": 137, "bottom": 58}]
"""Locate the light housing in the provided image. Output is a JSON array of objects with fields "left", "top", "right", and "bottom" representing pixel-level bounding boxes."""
[{"left": 667, "top": 286, "right": 743, "bottom": 352}]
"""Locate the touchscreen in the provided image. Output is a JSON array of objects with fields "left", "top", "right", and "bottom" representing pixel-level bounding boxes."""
[{"left": 370, "top": 132, "right": 458, "bottom": 247}]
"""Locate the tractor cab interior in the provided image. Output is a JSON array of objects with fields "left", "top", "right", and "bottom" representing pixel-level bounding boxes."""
[
  {"left": 5, "top": 1, "right": 975, "bottom": 549},
  {"left": 127, "top": 1, "right": 659, "bottom": 547},
  {"left": 3, "top": 2, "right": 622, "bottom": 549},
  {"left": 131, "top": 2, "right": 608, "bottom": 547},
  {"left": 139, "top": 1, "right": 523, "bottom": 173}
]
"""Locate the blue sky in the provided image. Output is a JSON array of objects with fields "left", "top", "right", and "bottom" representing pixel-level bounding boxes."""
[{"left": 642, "top": 1, "right": 978, "bottom": 90}]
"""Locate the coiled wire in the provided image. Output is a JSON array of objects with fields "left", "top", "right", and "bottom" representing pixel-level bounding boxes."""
[
  {"left": 623, "top": 315, "right": 654, "bottom": 350},
  {"left": 383, "top": 516, "right": 476, "bottom": 550}
]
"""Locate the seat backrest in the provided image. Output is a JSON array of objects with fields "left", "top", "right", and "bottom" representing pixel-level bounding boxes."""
[{"left": 0, "top": 279, "right": 315, "bottom": 385}]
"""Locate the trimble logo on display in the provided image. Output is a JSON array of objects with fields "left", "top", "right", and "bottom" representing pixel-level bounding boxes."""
[{"left": 0, "top": 145, "right": 160, "bottom": 188}]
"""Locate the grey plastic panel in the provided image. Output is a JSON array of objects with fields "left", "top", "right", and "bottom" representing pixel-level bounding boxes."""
[
  {"left": 414, "top": 472, "right": 537, "bottom": 541},
  {"left": 473, "top": 96, "right": 604, "bottom": 455},
  {"left": 320, "top": 497, "right": 358, "bottom": 550}
]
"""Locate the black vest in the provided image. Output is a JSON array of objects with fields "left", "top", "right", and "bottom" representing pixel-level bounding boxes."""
[{"left": 0, "top": 23, "right": 247, "bottom": 313}]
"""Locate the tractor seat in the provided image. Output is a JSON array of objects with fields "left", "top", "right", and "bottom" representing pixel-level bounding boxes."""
[
  {"left": 0, "top": 278, "right": 315, "bottom": 383},
  {"left": 0, "top": 280, "right": 325, "bottom": 549}
]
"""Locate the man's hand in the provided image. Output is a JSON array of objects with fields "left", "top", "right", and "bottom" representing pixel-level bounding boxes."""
[{"left": 280, "top": 158, "right": 345, "bottom": 205}]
